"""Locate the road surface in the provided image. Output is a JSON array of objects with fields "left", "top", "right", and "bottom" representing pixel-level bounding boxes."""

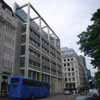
[
  {"left": 37, "top": 94, "right": 76, "bottom": 100},
  {"left": 1, "top": 95, "right": 96, "bottom": 100}
]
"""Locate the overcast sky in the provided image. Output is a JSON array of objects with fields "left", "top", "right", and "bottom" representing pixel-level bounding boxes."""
[{"left": 5, "top": 0, "right": 100, "bottom": 76}]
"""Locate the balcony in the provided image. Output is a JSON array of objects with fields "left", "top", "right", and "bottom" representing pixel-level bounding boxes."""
[
  {"left": 29, "top": 52, "right": 40, "bottom": 63},
  {"left": 42, "top": 67, "right": 50, "bottom": 74},
  {"left": 42, "top": 60, "right": 50, "bottom": 67},
  {"left": 30, "top": 33, "right": 40, "bottom": 44},
  {"left": 29, "top": 40, "right": 40, "bottom": 50},
  {"left": 51, "top": 70, "right": 56, "bottom": 76},
  {"left": 42, "top": 48, "right": 49, "bottom": 56},
  {"left": 29, "top": 64, "right": 40, "bottom": 71}
]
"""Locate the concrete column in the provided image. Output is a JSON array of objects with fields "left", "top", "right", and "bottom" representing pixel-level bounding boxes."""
[
  {"left": 39, "top": 18, "right": 42, "bottom": 81},
  {"left": 25, "top": 3, "right": 30, "bottom": 78}
]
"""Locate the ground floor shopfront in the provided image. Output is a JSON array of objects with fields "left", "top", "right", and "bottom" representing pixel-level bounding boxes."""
[
  {"left": 64, "top": 82, "right": 89, "bottom": 94},
  {"left": 0, "top": 70, "right": 63, "bottom": 96},
  {"left": 21, "top": 69, "right": 63, "bottom": 95}
]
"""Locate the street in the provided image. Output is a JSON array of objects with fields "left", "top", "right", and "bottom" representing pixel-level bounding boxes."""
[
  {"left": 37, "top": 94, "right": 76, "bottom": 100},
  {"left": 0, "top": 95, "right": 98, "bottom": 100},
  {"left": 0, "top": 95, "right": 77, "bottom": 100}
]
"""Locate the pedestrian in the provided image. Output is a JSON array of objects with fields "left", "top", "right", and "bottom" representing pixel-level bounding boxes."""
[{"left": 1, "top": 80, "right": 8, "bottom": 97}]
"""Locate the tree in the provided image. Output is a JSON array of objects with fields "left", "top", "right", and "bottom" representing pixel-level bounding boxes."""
[
  {"left": 78, "top": 9, "right": 100, "bottom": 67},
  {"left": 95, "top": 72, "right": 100, "bottom": 89}
]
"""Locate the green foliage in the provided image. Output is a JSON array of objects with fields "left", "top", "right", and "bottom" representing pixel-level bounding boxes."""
[
  {"left": 78, "top": 9, "right": 100, "bottom": 67},
  {"left": 95, "top": 72, "right": 100, "bottom": 80},
  {"left": 95, "top": 72, "right": 100, "bottom": 88}
]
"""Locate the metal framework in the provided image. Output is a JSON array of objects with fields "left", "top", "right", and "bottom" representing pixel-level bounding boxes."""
[
  {"left": 16, "top": 3, "right": 59, "bottom": 40},
  {"left": 15, "top": 3, "right": 61, "bottom": 89},
  {"left": 16, "top": 2, "right": 60, "bottom": 77}
]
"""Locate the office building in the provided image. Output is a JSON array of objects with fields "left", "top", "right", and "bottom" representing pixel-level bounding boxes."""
[
  {"left": 0, "top": 0, "right": 17, "bottom": 88},
  {"left": 14, "top": 3, "right": 63, "bottom": 94},
  {"left": 0, "top": 0, "right": 63, "bottom": 95},
  {"left": 62, "top": 47, "right": 88, "bottom": 93}
]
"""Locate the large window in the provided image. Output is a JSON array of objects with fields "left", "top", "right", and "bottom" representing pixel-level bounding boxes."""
[
  {"left": 72, "top": 68, "right": 74, "bottom": 71},
  {"left": 72, "top": 78, "right": 75, "bottom": 81},
  {"left": 11, "top": 78, "right": 19, "bottom": 85},
  {"left": 23, "top": 79, "right": 49, "bottom": 87},
  {"left": 20, "top": 46, "right": 25, "bottom": 55},
  {"left": 64, "top": 64, "right": 66, "bottom": 66},
  {"left": 71, "top": 58, "right": 73, "bottom": 61},
  {"left": 65, "top": 78, "right": 67, "bottom": 81},
  {"left": 65, "top": 73, "right": 67, "bottom": 76},
  {"left": 20, "top": 57, "right": 25, "bottom": 65},
  {"left": 29, "top": 59, "right": 40, "bottom": 67},
  {"left": 67, "top": 59, "right": 70, "bottom": 61},
  {"left": 68, "top": 68, "right": 70, "bottom": 71},
  {"left": 64, "top": 59, "right": 66, "bottom": 62},
  {"left": 68, "top": 73, "right": 70, "bottom": 76},
  {"left": 72, "top": 72, "right": 74, "bottom": 76},
  {"left": 67, "top": 63, "right": 70, "bottom": 66},
  {"left": 69, "top": 78, "right": 71, "bottom": 81},
  {"left": 21, "top": 35, "right": 26, "bottom": 43},
  {"left": 23, "top": 79, "right": 40, "bottom": 87}
]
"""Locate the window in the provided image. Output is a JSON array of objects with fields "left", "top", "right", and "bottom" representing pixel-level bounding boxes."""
[
  {"left": 72, "top": 68, "right": 74, "bottom": 71},
  {"left": 65, "top": 78, "right": 67, "bottom": 81},
  {"left": 68, "top": 73, "right": 70, "bottom": 76},
  {"left": 67, "top": 63, "right": 70, "bottom": 66},
  {"left": 67, "top": 59, "right": 70, "bottom": 61},
  {"left": 68, "top": 68, "right": 70, "bottom": 71},
  {"left": 65, "top": 73, "right": 67, "bottom": 76},
  {"left": 23, "top": 79, "right": 36, "bottom": 86},
  {"left": 21, "top": 35, "right": 26, "bottom": 43},
  {"left": 65, "top": 68, "right": 66, "bottom": 70},
  {"left": 65, "top": 83, "right": 68, "bottom": 88},
  {"left": 73, "top": 78, "right": 75, "bottom": 81},
  {"left": 64, "top": 59, "right": 66, "bottom": 62},
  {"left": 71, "top": 58, "right": 73, "bottom": 61},
  {"left": 20, "top": 46, "right": 25, "bottom": 55},
  {"left": 11, "top": 78, "right": 19, "bottom": 85},
  {"left": 69, "top": 78, "right": 71, "bottom": 81},
  {"left": 64, "top": 64, "right": 66, "bottom": 66},
  {"left": 72, "top": 72, "right": 74, "bottom": 76},
  {"left": 20, "top": 57, "right": 25, "bottom": 65}
]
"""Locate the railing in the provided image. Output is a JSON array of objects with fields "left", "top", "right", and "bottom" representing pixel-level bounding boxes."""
[
  {"left": 29, "top": 64, "right": 40, "bottom": 71},
  {"left": 29, "top": 53, "right": 40, "bottom": 63},
  {"left": 29, "top": 40, "right": 40, "bottom": 50},
  {"left": 42, "top": 67, "right": 50, "bottom": 74}
]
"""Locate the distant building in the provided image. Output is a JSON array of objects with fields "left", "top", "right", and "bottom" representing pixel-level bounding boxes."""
[
  {"left": 61, "top": 47, "right": 88, "bottom": 93},
  {"left": 0, "top": 0, "right": 17, "bottom": 90}
]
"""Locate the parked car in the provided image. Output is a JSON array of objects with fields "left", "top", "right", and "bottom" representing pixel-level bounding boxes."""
[
  {"left": 64, "top": 90, "right": 72, "bottom": 95},
  {"left": 88, "top": 89, "right": 99, "bottom": 97}
]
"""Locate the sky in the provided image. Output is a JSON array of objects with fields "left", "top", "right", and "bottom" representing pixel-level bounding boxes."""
[{"left": 5, "top": 0, "right": 100, "bottom": 76}]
